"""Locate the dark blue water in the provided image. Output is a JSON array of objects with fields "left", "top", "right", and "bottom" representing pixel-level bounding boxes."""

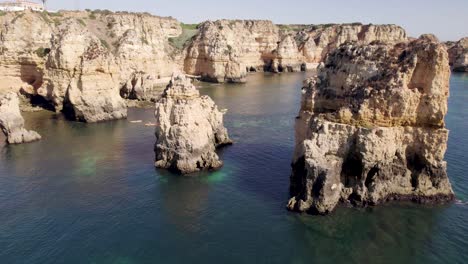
[{"left": 0, "top": 72, "right": 467, "bottom": 263}]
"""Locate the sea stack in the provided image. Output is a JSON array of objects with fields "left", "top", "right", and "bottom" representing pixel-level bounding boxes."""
[
  {"left": 446, "top": 37, "right": 468, "bottom": 72},
  {"left": 154, "top": 73, "right": 232, "bottom": 174},
  {"left": 0, "top": 93, "right": 41, "bottom": 144},
  {"left": 288, "top": 35, "right": 454, "bottom": 214}
]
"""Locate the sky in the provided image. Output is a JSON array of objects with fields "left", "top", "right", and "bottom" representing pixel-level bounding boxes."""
[{"left": 45, "top": 0, "right": 467, "bottom": 41}]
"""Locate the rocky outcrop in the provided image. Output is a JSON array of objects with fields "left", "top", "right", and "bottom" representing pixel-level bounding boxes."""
[
  {"left": 297, "top": 24, "right": 407, "bottom": 64},
  {"left": 45, "top": 20, "right": 127, "bottom": 122},
  {"left": 184, "top": 21, "right": 407, "bottom": 82},
  {"left": 0, "top": 93, "right": 41, "bottom": 144},
  {"left": 446, "top": 37, "right": 468, "bottom": 72},
  {"left": 288, "top": 35, "right": 454, "bottom": 214},
  {"left": 0, "top": 10, "right": 182, "bottom": 122},
  {"left": 154, "top": 73, "right": 232, "bottom": 174},
  {"left": 184, "top": 20, "right": 279, "bottom": 83}
]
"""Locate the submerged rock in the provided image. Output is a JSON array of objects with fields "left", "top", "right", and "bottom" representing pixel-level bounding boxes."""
[
  {"left": 0, "top": 93, "right": 41, "bottom": 144},
  {"left": 288, "top": 36, "right": 454, "bottom": 214},
  {"left": 154, "top": 73, "right": 232, "bottom": 174}
]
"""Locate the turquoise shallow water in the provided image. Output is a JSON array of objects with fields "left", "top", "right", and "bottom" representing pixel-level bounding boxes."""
[{"left": 0, "top": 72, "right": 467, "bottom": 263}]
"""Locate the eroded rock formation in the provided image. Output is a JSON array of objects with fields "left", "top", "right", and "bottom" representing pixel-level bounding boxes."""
[
  {"left": 0, "top": 10, "right": 412, "bottom": 124},
  {"left": 154, "top": 73, "right": 232, "bottom": 174},
  {"left": 288, "top": 35, "right": 454, "bottom": 214},
  {"left": 446, "top": 37, "right": 468, "bottom": 72},
  {"left": 184, "top": 21, "right": 407, "bottom": 82},
  {"left": 0, "top": 93, "right": 41, "bottom": 144},
  {"left": 0, "top": 10, "right": 182, "bottom": 122}
]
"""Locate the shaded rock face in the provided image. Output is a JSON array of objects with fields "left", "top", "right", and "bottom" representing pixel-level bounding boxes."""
[
  {"left": 154, "top": 74, "right": 232, "bottom": 174},
  {"left": 288, "top": 36, "right": 454, "bottom": 215},
  {"left": 184, "top": 21, "right": 407, "bottom": 82},
  {"left": 0, "top": 93, "right": 41, "bottom": 144},
  {"left": 0, "top": 10, "right": 182, "bottom": 122},
  {"left": 446, "top": 37, "right": 468, "bottom": 72}
]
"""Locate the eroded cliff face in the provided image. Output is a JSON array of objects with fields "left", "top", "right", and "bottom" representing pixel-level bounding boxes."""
[
  {"left": 446, "top": 37, "right": 468, "bottom": 72},
  {"left": 0, "top": 11, "right": 411, "bottom": 123},
  {"left": 0, "top": 10, "right": 182, "bottom": 122},
  {"left": 154, "top": 73, "right": 232, "bottom": 174},
  {"left": 288, "top": 35, "right": 454, "bottom": 214},
  {"left": 0, "top": 92, "right": 41, "bottom": 144},
  {"left": 184, "top": 20, "right": 279, "bottom": 83},
  {"left": 184, "top": 21, "right": 407, "bottom": 82}
]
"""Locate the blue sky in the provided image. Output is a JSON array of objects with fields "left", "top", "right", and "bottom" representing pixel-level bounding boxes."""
[{"left": 46, "top": 0, "right": 467, "bottom": 41}]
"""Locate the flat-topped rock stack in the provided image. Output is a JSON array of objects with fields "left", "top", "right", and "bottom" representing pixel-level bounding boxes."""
[{"left": 288, "top": 35, "right": 454, "bottom": 214}]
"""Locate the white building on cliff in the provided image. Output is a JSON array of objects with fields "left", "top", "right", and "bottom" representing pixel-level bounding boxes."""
[{"left": 0, "top": 0, "right": 44, "bottom": 12}]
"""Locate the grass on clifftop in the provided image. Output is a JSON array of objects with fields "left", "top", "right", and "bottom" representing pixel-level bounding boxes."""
[
  {"left": 34, "top": 47, "right": 51, "bottom": 58},
  {"left": 168, "top": 23, "right": 199, "bottom": 50},
  {"left": 181, "top": 23, "right": 199, "bottom": 30}
]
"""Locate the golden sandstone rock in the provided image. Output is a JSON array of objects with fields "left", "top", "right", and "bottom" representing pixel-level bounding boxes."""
[
  {"left": 154, "top": 73, "right": 232, "bottom": 174},
  {"left": 288, "top": 35, "right": 454, "bottom": 214}
]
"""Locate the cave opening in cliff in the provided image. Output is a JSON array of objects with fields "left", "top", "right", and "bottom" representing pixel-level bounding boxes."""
[
  {"left": 29, "top": 94, "right": 55, "bottom": 112},
  {"left": 405, "top": 150, "right": 426, "bottom": 190},
  {"left": 62, "top": 89, "right": 78, "bottom": 121},
  {"left": 289, "top": 156, "right": 307, "bottom": 200},
  {"left": 341, "top": 152, "right": 364, "bottom": 188},
  {"left": 365, "top": 166, "right": 379, "bottom": 189}
]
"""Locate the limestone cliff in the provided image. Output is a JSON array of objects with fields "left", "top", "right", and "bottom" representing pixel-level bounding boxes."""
[
  {"left": 184, "top": 20, "right": 279, "bottom": 83},
  {"left": 0, "top": 10, "right": 182, "bottom": 122},
  {"left": 154, "top": 73, "right": 232, "bottom": 174},
  {"left": 184, "top": 21, "right": 407, "bottom": 82},
  {"left": 446, "top": 37, "right": 468, "bottom": 72},
  {"left": 0, "top": 92, "right": 41, "bottom": 144},
  {"left": 288, "top": 35, "right": 454, "bottom": 214}
]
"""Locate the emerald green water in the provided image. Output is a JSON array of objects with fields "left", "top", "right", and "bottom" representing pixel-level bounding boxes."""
[{"left": 0, "top": 72, "right": 467, "bottom": 263}]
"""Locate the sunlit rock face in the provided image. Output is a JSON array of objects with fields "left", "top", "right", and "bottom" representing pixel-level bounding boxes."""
[
  {"left": 0, "top": 92, "right": 41, "bottom": 144},
  {"left": 45, "top": 20, "right": 127, "bottom": 122},
  {"left": 184, "top": 20, "right": 280, "bottom": 83},
  {"left": 288, "top": 35, "right": 454, "bottom": 215},
  {"left": 154, "top": 73, "right": 232, "bottom": 174},
  {"left": 446, "top": 37, "right": 468, "bottom": 72},
  {"left": 0, "top": 10, "right": 182, "bottom": 122},
  {"left": 184, "top": 21, "right": 407, "bottom": 82}
]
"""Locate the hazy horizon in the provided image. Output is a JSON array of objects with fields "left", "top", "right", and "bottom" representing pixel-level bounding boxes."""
[{"left": 44, "top": 0, "right": 468, "bottom": 41}]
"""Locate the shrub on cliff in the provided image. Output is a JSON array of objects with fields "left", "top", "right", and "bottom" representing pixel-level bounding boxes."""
[{"left": 35, "top": 47, "right": 51, "bottom": 58}]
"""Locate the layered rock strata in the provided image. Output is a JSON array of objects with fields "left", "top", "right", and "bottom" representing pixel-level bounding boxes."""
[
  {"left": 287, "top": 35, "right": 454, "bottom": 214},
  {"left": 0, "top": 93, "right": 41, "bottom": 144},
  {"left": 0, "top": 10, "right": 182, "bottom": 122},
  {"left": 154, "top": 73, "right": 232, "bottom": 174},
  {"left": 446, "top": 37, "right": 468, "bottom": 72},
  {"left": 184, "top": 21, "right": 407, "bottom": 82}
]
